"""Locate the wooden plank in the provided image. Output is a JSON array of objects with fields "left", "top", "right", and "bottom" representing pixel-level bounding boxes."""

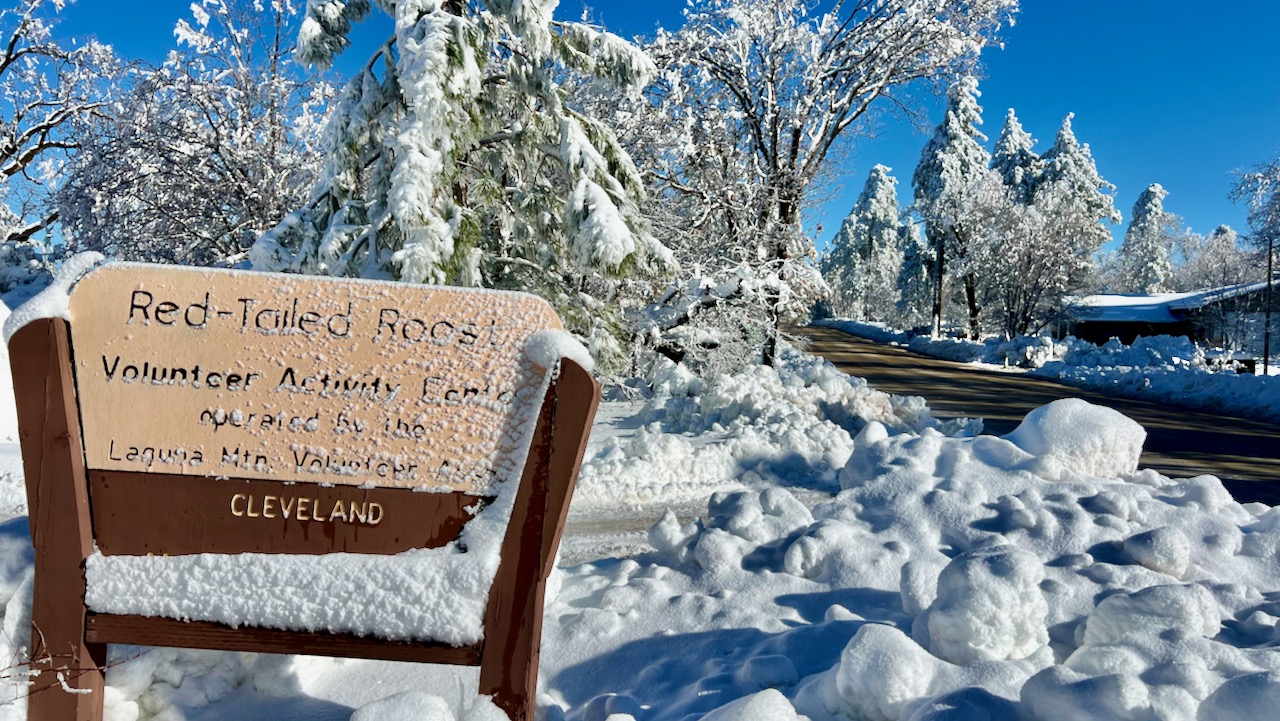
[
  {"left": 10, "top": 319, "right": 107, "bottom": 721},
  {"left": 89, "top": 470, "right": 487, "bottom": 556},
  {"left": 85, "top": 613, "right": 481, "bottom": 666},
  {"left": 68, "top": 264, "right": 563, "bottom": 493},
  {"left": 479, "top": 359, "right": 601, "bottom": 721}
]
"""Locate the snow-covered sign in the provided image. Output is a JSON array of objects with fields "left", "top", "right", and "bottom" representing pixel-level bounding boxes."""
[
  {"left": 9, "top": 259, "right": 601, "bottom": 721},
  {"left": 68, "top": 263, "right": 561, "bottom": 493}
]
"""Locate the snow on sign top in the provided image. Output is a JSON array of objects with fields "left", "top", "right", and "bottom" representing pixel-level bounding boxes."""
[{"left": 66, "top": 263, "right": 562, "bottom": 494}]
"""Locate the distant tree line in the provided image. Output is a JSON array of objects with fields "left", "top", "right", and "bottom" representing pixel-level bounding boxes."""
[{"left": 820, "top": 75, "right": 1273, "bottom": 342}]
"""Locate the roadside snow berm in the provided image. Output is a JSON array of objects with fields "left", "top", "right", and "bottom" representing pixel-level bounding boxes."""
[{"left": 7, "top": 257, "right": 600, "bottom": 721}]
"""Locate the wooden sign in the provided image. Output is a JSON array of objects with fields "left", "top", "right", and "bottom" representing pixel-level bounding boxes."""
[
  {"left": 68, "top": 264, "right": 562, "bottom": 493},
  {"left": 10, "top": 261, "right": 601, "bottom": 721}
]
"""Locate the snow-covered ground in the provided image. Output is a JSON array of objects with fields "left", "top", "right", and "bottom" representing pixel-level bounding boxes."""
[
  {"left": 0, "top": 338, "right": 1278, "bottom": 720},
  {"left": 815, "top": 318, "right": 1280, "bottom": 423}
]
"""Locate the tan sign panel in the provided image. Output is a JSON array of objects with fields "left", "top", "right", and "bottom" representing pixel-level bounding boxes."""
[{"left": 67, "top": 263, "right": 562, "bottom": 493}]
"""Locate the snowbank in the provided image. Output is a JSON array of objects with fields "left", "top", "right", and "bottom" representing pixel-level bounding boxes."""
[
  {"left": 548, "top": 397, "right": 1280, "bottom": 721},
  {"left": 816, "top": 318, "right": 1280, "bottom": 422},
  {"left": 0, "top": 340, "right": 1276, "bottom": 721},
  {"left": 575, "top": 345, "right": 951, "bottom": 509}
]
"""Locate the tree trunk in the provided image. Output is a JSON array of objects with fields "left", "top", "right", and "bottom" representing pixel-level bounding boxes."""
[
  {"left": 931, "top": 237, "right": 946, "bottom": 338},
  {"left": 964, "top": 274, "right": 981, "bottom": 339},
  {"left": 761, "top": 297, "right": 780, "bottom": 367}
]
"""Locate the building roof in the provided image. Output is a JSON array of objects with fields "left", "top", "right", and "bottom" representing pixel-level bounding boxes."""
[{"left": 1069, "top": 279, "right": 1275, "bottom": 324}]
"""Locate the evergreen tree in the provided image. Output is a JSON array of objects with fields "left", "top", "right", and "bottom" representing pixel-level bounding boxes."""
[
  {"left": 1116, "top": 183, "right": 1175, "bottom": 293},
  {"left": 1037, "top": 113, "right": 1120, "bottom": 261},
  {"left": 913, "top": 76, "right": 992, "bottom": 336},
  {"left": 991, "top": 109, "right": 1042, "bottom": 204},
  {"left": 823, "top": 164, "right": 902, "bottom": 320},
  {"left": 895, "top": 218, "right": 933, "bottom": 329},
  {"left": 823, "top": 209, "right": 863, "bottom": 317},
  {"left": 251, "top": 0, "right": 672, "bottom": 371}
]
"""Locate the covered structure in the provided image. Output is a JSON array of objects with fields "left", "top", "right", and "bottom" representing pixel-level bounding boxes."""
[{"left": 1062, "top": 279, "right": 1278, "bottom": 353}]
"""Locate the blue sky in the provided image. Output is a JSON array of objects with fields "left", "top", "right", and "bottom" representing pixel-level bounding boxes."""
[{"left": 59, "top": 1, "right": 1280, "bottom": 252}]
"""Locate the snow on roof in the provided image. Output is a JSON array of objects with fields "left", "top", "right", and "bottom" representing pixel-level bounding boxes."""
[
  {"left": 1070, "top": 278, "right": 1275, "bottom": 323},
  {"left": 1166, "top": 278, "right": 1275, "bottom": 310},
  {"left": 1068, "top": 292, "right": 1195, "bottom": 323}
]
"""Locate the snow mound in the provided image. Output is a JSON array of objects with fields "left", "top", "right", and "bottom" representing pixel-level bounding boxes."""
[
  {"left": 1004, "top": 398, "right": 1146, "bottom": 479},
  {"left": 547, "top": 388, "right": 1277, "bottom": 721},
  {"left": 574, "top": 346, "right": 944, "bottom": 508},
  {"left": 917, "top": 545, "right": 1048, "bottom": 664}
]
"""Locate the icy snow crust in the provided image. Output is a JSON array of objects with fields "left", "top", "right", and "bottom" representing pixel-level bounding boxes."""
[{"left": 0, "top": 342, "right": 1278, "bottom": 719}]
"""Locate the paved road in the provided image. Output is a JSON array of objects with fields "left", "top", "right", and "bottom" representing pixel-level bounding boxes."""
[{"left": 797, "top": 326, "right": 1280, "bottom": 505}]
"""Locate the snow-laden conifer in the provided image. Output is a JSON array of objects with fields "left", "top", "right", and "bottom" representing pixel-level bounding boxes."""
[
  {"left": 913, "top": 76, "right": 993, "bottom": 337},
  {"left": 823, "top": 165, "right": 902, "bottom": 321},
  {"left": 991, "top": 109, "right": 1043, "bottom": 205},
  {"left": 895, "top": 219, "right": 933, "bottom": 329},
  {"left": 253, "top": 0, "right": 672, "bottom": 370},
  {"left": 1037, "top": 113, "right": 1119, "bottom": 252},
  {"left": 1116, "top": 183, "right": 1176, "bottom": 293}
]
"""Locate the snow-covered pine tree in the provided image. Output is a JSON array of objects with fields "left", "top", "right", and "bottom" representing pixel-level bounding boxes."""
[
  {"left": 822, "top": 164, "right": 902, "bottom": 321},
  {"left": 251, "top": 0, "right": 673, "bottom": 371},
  {"left": 1036, "top": 113, "right": 1119, "bottom": 270},
  {"left": 1116, "top": 183, "right": 1176, "bottom": 293},
  {"left": 822, "top": 208, "right": 864, "bottom": 318},
  {"left": 991, "top": 109, "right": 1043, "bottom": 205},
  {"left": 913, "top": 76, "right": 993, "bottom": 337},
  {"left": 895, "top": 218, "right": 933, "bottom": 330}
]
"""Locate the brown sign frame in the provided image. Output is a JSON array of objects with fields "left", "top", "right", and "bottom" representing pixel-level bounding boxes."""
[{"left": 11, "top": 269, "right": 600, "bottom": 721}]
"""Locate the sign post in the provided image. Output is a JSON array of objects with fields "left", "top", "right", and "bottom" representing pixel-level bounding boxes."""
[{"left": 10, "top": 262, "right": 600, "bottom": 721}]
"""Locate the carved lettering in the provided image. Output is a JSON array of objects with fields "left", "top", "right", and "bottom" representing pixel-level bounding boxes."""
[
  {"left": 73, "top": 265, "right": 563, "bottom": 492},
  {"left": 225, "top": 494, "right": 384, "bottom": 526}
]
